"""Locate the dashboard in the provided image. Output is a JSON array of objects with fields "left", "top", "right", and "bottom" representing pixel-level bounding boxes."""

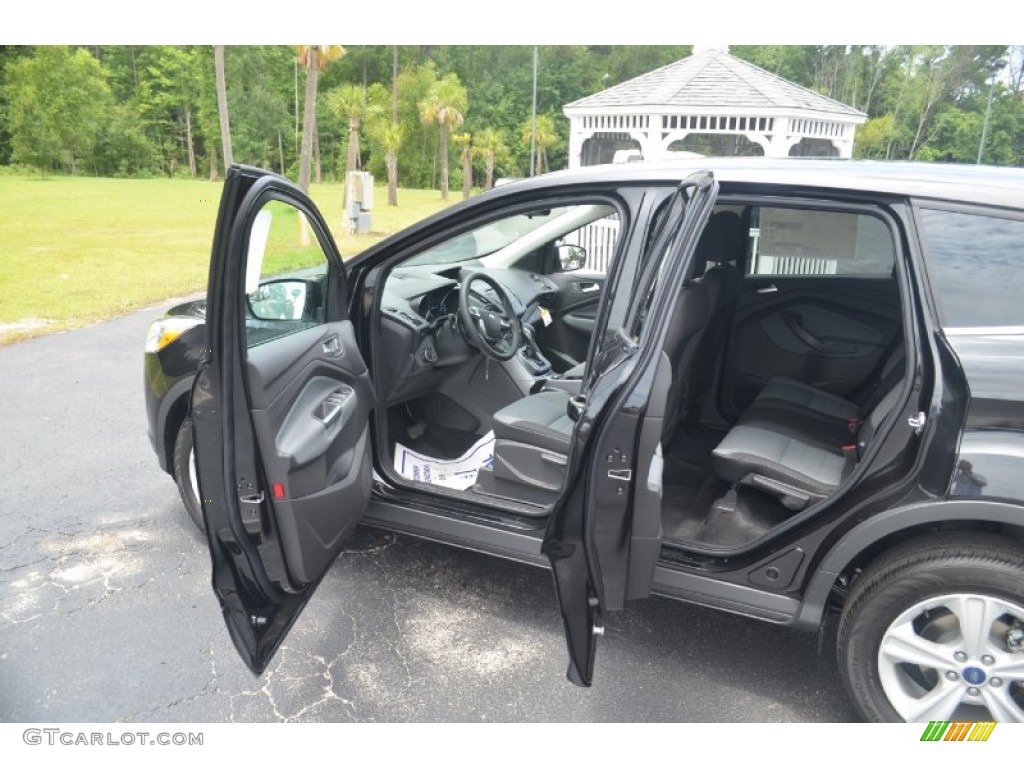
[
  {"left": 381, "top": 264, "right": 559, "bottom": 332},
  {"left": 377, "top": 264, "right": 561, "bottom": 405}
]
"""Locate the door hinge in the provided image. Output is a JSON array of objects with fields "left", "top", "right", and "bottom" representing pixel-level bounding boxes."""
[{"left": 907, "top": 411, "right": 927, "bottom": 435}]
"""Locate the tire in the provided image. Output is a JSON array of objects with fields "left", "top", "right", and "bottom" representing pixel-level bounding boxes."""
[
  {"left": 173, "top": 417, "right": 205, "bottom": 532},
  {"left": 837, "top": 533, "right": 1024, "bottom": 723}
]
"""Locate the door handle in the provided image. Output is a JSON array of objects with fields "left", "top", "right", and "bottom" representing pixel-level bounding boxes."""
[
  {"left": 314, "top": 390, "right": 349, "bottom": 424},
  {"left": 756, "top": 284, "right": 778, "bottom": 294},
  {"left": 322, "top": 335, "right": 342, "bottom": 356}
]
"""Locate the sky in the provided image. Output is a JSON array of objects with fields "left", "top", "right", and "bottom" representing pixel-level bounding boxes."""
[{"left": 6, "top": 1, "right": 1024, "bottom": 45}]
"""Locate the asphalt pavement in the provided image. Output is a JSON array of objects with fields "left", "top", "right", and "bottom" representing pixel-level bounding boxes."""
[{"left": 0, "top": 301, "right": 857, "bottom": 722}]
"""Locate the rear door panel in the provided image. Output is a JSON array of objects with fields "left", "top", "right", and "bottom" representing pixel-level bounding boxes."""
[
  {"left": 543, "top": 172, "right": 718, "bottom": 686},
  {"left": 719, "top": 276, "right": 901, "bottom": 416}
]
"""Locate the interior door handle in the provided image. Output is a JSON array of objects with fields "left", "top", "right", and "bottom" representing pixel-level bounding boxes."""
[
  {"left": 756, "top": 284, "right": 778, "bottom": 294},
  {"left": 322, "top": 335, "right": 342, "bottom": 356},
  {"left": 314, "top": 389, "right": 349, "bottom": 424}
]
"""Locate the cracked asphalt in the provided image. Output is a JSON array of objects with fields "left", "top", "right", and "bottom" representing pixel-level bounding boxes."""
[{"left": 0, "top": 300, "right": 857, "bottom": 722}]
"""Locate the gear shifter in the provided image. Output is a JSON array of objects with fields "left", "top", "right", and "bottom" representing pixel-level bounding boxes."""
[{"left": 518, "top": 323, "right": 552, "bottom": 375}]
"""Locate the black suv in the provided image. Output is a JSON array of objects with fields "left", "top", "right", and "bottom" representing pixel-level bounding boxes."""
[{"left": 144, "top": 159, "right": 1024, "bottom": 722}]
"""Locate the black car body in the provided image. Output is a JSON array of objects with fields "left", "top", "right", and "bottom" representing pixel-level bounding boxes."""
[{"left": 145, "top": 159, "right": 1024, "bottom": 722}]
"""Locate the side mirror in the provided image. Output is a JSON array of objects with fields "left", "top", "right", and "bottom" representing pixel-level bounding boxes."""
[
  {"left": 556, "top": 243, "right": 587, "bottom": 272},
  {"left": 247, "top": 279, "right": 320, "bottom": 321}
]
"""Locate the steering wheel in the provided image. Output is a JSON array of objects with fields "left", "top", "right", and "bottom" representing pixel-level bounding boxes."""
[{"left": 458, "top": 271, "right": 522, "bottom": 362}]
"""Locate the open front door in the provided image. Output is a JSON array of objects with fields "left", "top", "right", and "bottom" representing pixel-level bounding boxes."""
[
  {"left": 192, "top": 166, "right": 375, "bottom": 674},
  {"left": 543, "top": 171, "right": 718, "bottom": 685}
]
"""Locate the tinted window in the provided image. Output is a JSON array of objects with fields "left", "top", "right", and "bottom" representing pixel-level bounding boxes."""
[
  {"left": 920, "top": 208, "right": 1024, "bottom": 328},
  {"left": 746, "top": 206, "right": 894, "bottom": 277},
  {"left": 244, "top": 200, "right": 328, "bottom": 348},
  {"left": 558, "top": 212, "right": 621, "bottom": 274}
]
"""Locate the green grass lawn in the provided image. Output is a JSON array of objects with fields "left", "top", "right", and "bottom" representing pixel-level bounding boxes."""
[{"left": 0, "top": 175, "right": 456, "bottom": 344}]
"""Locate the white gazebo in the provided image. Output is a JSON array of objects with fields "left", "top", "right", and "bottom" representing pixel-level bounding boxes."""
[{"left": 563, "top": 48, "right": 867, "bottom": 168}]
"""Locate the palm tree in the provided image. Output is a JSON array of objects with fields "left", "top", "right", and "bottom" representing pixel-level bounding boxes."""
[
  {"left": 454, "top": 132, "right": 473, "bottom": 199},
  {"left": 296, "top": 45, "right": 345, "bottom": 193},
  {"left": 418, "top": 73, "right": 468, "bottom": 199},
  {"left": 213, "top": 45, "right": 232, "bottom": 176},
  {"left": 521, "top": 114, "right": 558, "bottom": 175},
  {"left": 327, "top": 85, "right": 366, "bottom": 179},
  {"left": 475, "top": 127, "right": 507, "bottom": 190},
  {"left": 371, "top": 120, "right": 404, "bottom": 206}
]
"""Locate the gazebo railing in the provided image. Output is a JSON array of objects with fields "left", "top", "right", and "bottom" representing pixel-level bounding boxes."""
[{"left": 753, "top": 254, "right": 838, "bottom": 276}]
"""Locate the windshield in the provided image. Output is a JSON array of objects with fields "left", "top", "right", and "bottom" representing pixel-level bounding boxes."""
[{"left": 403, "top": 207, "right": 570, "bottom": 266}]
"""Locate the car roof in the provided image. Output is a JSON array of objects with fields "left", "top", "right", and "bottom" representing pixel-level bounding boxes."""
[{"left": 504, "top": 158, "right": 1024, "bottom": 211}]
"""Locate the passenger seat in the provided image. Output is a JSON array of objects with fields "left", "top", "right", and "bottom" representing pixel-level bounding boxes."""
[{"left": 711, "top": 343, "right": 906, "bottom": 511}]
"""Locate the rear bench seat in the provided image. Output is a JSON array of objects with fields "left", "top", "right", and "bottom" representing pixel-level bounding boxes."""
[{"left": 711, "top": 345, "right": 905, "bottom": 511}]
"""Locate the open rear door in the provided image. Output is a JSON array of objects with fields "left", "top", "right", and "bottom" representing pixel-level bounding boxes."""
[
  {"left": 192, "top": 166, "right": 375, "bottom": 674},
  {"left": 543, "top": 171, "right": 718, "bottom": 685}
]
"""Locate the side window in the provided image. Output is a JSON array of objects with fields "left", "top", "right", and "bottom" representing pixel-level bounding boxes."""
[
  {"left": 746, "top": 206, "right": 895, "bottom": 278},
  {"left": 557, "top": 211, "right": 621, "bottom": 275},
  {"left": 919, "top": 208, "right": 1024, "bottom": 328},
  {"left": 244, "top": 200, "right": 329, "bottom": 348}
]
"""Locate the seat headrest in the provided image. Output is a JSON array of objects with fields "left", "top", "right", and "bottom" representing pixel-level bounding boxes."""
[{"left": 695, "top": 211, "right": 747, "bottom": 266}]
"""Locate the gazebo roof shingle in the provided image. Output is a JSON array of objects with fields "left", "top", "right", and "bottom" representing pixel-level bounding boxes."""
[{"left": 566, "top": 49, "right": 866, "bottom": 119}]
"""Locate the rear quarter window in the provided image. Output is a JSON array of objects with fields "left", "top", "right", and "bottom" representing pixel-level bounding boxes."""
[{"left": 918, "top": 207, "right": 1024, "bottom": 328}]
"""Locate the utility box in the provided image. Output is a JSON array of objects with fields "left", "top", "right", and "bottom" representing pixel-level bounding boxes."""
[{"left": 345, "top": 171, "right": 374, "bottom": 233}]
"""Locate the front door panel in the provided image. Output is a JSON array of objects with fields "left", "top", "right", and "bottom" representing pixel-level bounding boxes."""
[
  {"left": 536, "top": 271, "right": 607, "bottom": 370},
  {"left": 193, "top": 167, "right": 374, "bottom": 674}
]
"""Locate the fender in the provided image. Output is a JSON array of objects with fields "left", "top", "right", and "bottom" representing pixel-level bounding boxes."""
[
  {"left": 155, "top": 376, "right": 197, "bottom": 472},
  {"left": 794, "top": 499, "right": 1024, "bottom": 629}
]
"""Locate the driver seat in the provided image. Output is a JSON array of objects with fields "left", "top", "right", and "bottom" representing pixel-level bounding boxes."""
[
  {"left": 492, "top": 390, "right": 574, "bottom": 454},
  {"left": 477, "top": 390, "right": 574, "bottom": 508}
]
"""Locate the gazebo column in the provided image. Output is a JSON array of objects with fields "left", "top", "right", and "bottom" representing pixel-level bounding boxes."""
[
  {"left": 832, "top": 124, "right": 856, "bottom": 158},
  {"left": 637, "top": 129, "right": 662, "bottom": 161},
  {"left": 567, "top": 121, "right": 588, "bottom": 169},
  {"left": 766, "top": 118, "right": 803, "bottom": 158}
]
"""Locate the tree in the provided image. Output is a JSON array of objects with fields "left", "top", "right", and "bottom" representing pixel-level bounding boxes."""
[
  {"left": 326, "top": 83, "right": 379, "bottom": 187},
  {"left": 213, "top": 45, "right": 233, "bottom": 175},
  {"left": 474, "top": 127, "right": 507, "bottom": 190},
  {"left": 453, "top": 132, "right": 473, "bottom": 198},
  {"left": 369, "top": 119, "right": 404, "bottom": 206},
  {"left": 5, "top": 46, "right": 112, "bottom": 175},
  {"left": 419, "top": 73, "right": 467, "bottom": 199},
  {"left": 296, "top": 45, "right": 345, "bottom": 192},
  {"left": 521, "top": 114, "right": 557, "bottom": 174}
]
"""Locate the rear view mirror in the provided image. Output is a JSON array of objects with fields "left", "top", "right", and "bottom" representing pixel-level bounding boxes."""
[
  {"left": 557, "top": 244, "right": 587, "bottom": 272},
  {"left": 248, "top": 279, "right": 317, "bottom": 321}
]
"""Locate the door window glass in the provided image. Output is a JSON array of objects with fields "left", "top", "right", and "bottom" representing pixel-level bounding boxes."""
[
  {"left": 745, "top": 206, "right": 895, "bottom": 277},
  {"left": 557, "top": 212, "right": 621, "bottom": 275},
  {"left": 244, "top": 200, "right": 328, "bottom": 347}
]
